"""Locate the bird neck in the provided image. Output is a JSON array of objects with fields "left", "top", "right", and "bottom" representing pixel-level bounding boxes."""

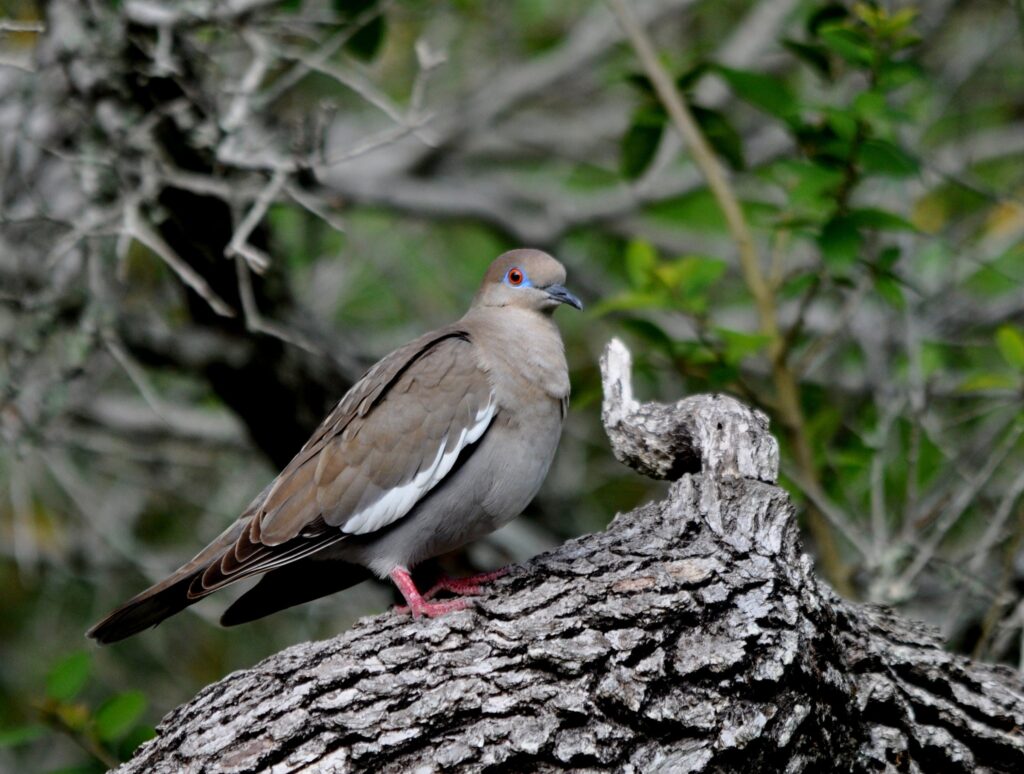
[{"left": 462, "top": 306, "right": 569, "bottom": 401}]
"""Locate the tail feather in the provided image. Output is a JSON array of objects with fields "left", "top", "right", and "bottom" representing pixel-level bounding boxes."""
[
  {"left": 87, "top": 516, "right": 250, "bottom": 644},
  {"left": 87, "top": 572, "right": 205, "bottom": 644}
]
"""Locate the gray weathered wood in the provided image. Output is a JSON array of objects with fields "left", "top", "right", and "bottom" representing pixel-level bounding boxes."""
[
  {"left": 600, "top": 337, "right": 779, "bottom": 483},
  {"left": 118, "top": 340, "right": 1024, "bottom": 773}
]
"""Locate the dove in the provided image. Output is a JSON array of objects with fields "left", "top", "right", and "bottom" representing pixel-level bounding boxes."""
[{"left": 88, "top": 249, "right": 581, "bottom": 643}]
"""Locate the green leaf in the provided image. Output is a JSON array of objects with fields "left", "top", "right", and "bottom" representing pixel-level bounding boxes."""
[
  {"left": 818, "top": 24, "right": 874, "bottom": 67},
  {"left": 765, "top": 160, "right": 844, "bottom": 215},
  {"left": 715, "top": 328, "right": 772, "bottom": 365},
  {"left": 877, "top": 60, "right": 923, "bottom": 92},
  {"left": 94, "top": 692, "right": 147, "bottom": 742},
  {"left": 691, "top": 106, "right": 745, "bottom": 170},
  {"left": 876, "top": 246, "right": 901, "bottom": 270},
  {"left": 625, "top": 73, "right": 654, "bottom": 95},
  {"left": 825, "top": 108, "right": 858, "bottom": 142},
  {"left": 959, "top": 373, "right": 1019, "bottom": 392},
  {"left": 783, "top": 39, "right": 832, "bottom": 78},
  {"left": 807, "top": 3, "right": 850, "bottom": 35},
  {"left": 874, "top": 275, "right": 905, "bottom": 309},
  {"left": 619, "top": 318, "right": 675, "bottom": 354},
  {"left": 620, "top": 107, "right": 665, "bottom": 179},
  {"left": 674, "top": 339, "right": 718, "bottom": 366},
  {"left": 847, "top": 208, "right": 917, "bottom": 231},
  {"left": 46, "top": 652, "right": 92, "bottom": 702},
  {"left": 852, "top": 90, "right": 889, "bottom": 124},
  {"left": 996, "top": 325, "right": 1024, "bottom": 370},
  {"left": 590, "top": 291, "right": 670, "bottom": 317},
  {"left": 676, "top": 62, "right": 710, "bottom": 92},
  {"left": 625, "top": 239, "right": 657, "bottom": 289},
  {"left": 818, "top": 216, "right": 862, "bottom": 267},
  {"left": 712, "top": 65, "right": 798, "bottom": 123},
  {"left": 656, "top": 255, "right": 727, "bottom": 292},
  {"left": 0, "top": 724, "right": 47, "bottom": 747},
  {"left": 859, "top": 139, "right": 919, "bottom": 177},
  {"left": 780, "top": 272, "right": 818, "bottom": 300},
  {"left": 656, "top": 255, "right": 727, "bottom": 314}
]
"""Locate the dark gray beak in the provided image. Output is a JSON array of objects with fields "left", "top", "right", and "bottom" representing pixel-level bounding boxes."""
[{"left": 545, "top": 284, "right": 583, "bottom": 310}]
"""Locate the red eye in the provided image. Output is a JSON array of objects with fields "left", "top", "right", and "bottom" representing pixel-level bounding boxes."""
[{"left": 507, "top": 268, "right": 524, "bottom": 286}]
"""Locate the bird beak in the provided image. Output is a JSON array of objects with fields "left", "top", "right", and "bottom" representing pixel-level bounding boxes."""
[{"left": 545, "top": 284, "right": 583, "bottom": 310}]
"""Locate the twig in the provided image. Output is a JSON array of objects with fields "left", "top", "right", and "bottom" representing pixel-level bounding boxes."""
[
  {"left": 224, "top": 168, "right": 286, "bottom": 273},
  {"left": 0, "top": 19, "right": 45, "bottom": 32},
  {"left": 868, "top": 402, "right": 901, "bottom": 565},
  {"left": 234, "top": 256, "right": 321, "bottom": 355},
  {"left": 782, "top": 463, "right": 872, "bottom": 558},
  {"left": 411, "top": 39, "right": 447, "bottom": 116},
  {"left": 102, "top": 332, "right": 170, "bottom": 425},
  {"left": 897, "top": 423, "right": 1024, "bottom": 591},
  {"left": 940, "top": 465, "right": 1024, "bottom": 640},
  {"left": 319, "top": 116, "right": 434, "bottom": 167},
  {"left": 285, "top": 183, "right": 346, "bottom": 233},
  {"left": 124, "top": 0, "right": 279, "bottom": 27},
  {"left": 222, "top": 29, "right": 271, "bottom": 133},
  {"left": 795, "top": 277, "right": 871, "bottom": 377},
  {"left": 124, "top": 199, "right": 236, "bottom": 318},
  {"left": 964, "top": 466, "right": 1024, "bottom": 574},
  {"left": 254, "top": 0, "right": 397, "bottom": 109}
]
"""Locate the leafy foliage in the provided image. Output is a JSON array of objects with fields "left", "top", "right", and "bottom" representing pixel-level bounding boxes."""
[{"left": 1, "top": 651, "right": 153, "bottom": 770}]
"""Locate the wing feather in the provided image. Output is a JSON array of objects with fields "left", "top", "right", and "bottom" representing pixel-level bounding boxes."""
[{"left": 188, "top": 328, "right": 495, "bottom": 591}]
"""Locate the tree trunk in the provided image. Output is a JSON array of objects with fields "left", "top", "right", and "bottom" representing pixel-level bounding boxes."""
[{"left": 118, "top": 340, "right": 1024, "bottom": 773}]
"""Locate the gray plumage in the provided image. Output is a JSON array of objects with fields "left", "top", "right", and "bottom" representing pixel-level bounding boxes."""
[{"left": 88, "top": 249, "right": 581, "bottom": 643}]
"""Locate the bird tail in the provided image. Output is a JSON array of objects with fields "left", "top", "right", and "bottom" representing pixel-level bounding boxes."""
[
  {"left": 87, "top": 515, "right": 250, "bottom": 645},
  {"left": 86, "top": 571, "right": 206, "bottom": 645}
]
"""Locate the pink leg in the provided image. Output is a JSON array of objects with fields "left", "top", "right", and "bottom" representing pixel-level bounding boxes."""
[
  {"left": 390, "top": 567, "right": 472, "bottom": 618},
  {"left": 421, "top": 567, "right": 510, "bottom": 601}
]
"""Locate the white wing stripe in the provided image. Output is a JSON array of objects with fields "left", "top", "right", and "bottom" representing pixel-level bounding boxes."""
[{"left": 342, "top": 393, "right": 497, "bottom": 535}]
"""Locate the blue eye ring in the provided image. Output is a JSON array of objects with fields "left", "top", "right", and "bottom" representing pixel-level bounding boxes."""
[{"left": 505, "top": 267, "right": 529, "bottom": 287}]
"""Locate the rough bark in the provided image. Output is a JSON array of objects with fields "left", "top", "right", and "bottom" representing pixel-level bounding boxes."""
[{"left": 115, "top": 339, "right": 1024, "bottom": 773}]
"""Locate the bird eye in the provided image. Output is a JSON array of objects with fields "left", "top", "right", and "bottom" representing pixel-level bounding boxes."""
[{"left": 507, "top": 268, "right": 524, "bottom": 286}]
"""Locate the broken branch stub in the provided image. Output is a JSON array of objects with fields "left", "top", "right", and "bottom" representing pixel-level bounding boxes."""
[{"left": 600, "top": 338, "right": 779, "bottom": 483}]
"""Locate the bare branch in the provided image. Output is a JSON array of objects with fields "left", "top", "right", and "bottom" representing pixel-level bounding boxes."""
[
  {"left": 896, "top": 423, "right": 1024, "bottom": 593},
  {"left": 123, "top": 199, "right": 236, "bottom": 318},
  {"left": 224, "top": 168, "right": 286, "bottom": 273}
]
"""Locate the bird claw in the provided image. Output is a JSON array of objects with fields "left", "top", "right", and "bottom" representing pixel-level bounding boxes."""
[
  {"left": 421, "top": 567, "right": 511, "bottom": 601},
  {"left": 389, "top": 566, "right": 510, "bottom": 619},
  {"left": 394, "top": 597, "right": 473, "bottom": 618}
]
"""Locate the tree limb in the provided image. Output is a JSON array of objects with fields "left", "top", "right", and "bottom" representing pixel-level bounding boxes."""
[{"left": 117, "top": 340, "right": 1024, "bottom": 773}]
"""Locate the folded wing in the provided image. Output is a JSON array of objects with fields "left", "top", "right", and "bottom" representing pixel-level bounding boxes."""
[
  {"left": 88, "top": 328, "right": 496, "bottom": 642},
  {"left": 188, "top": 328, "right": 496, "bottom": 594}
]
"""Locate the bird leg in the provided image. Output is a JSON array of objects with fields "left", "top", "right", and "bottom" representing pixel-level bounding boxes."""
[
  {"left": 389, "top": 567, "right": 472, "bottom": 618},
  {"left": 420, "top": 567, "right": 510, "bottom": 600}
]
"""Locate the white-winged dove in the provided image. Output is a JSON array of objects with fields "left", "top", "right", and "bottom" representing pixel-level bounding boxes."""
[{"left": 88, "top": 249, "right": 581, "bottom": 643}]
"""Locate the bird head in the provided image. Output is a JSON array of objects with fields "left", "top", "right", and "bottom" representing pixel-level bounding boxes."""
[{"left": 474, "top": 249, "right": 583, "bottom": 314}]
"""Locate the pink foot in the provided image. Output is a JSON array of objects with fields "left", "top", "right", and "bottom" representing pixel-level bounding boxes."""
[
  {"left": 421, "top": 567, "right": 510, "bottom": 600},
  {"left": 390, "top": 566, "right": 479, "bottom": 619}
]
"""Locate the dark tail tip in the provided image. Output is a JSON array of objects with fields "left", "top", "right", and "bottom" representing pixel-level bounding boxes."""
[{"left": 87, "top": 576, "right": 199, "bottom": 645}]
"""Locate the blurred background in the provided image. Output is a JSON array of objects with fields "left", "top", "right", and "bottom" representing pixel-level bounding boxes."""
[{"left": 2, "top": 0, "right": 1024, "bottom": 769}]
